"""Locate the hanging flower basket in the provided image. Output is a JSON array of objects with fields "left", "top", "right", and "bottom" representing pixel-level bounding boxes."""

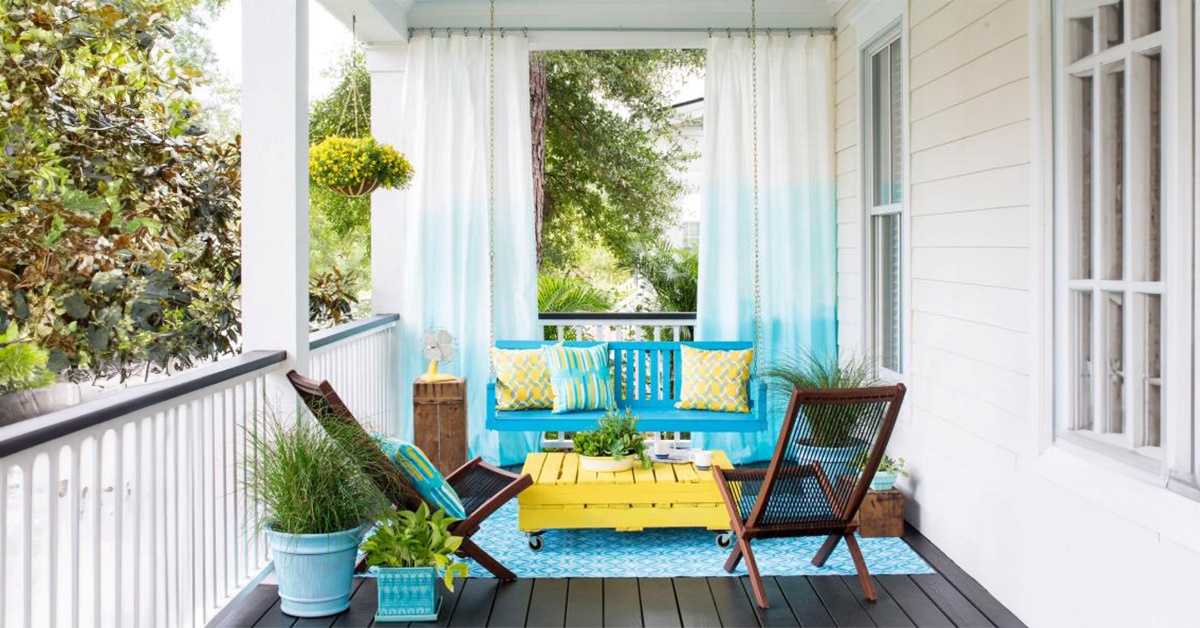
[{"left": 309, "top": 136, "right": 414, "bottom": 197}]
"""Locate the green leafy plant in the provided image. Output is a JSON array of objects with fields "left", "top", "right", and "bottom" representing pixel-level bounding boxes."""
[
  {"left": 764, "top": 351, "right": 883, "bottom": 448},
  {"left": 572, "top": 408, "right": 651, "bottom": 468},
  {"left": 538, "top": 274, "right": 614, "bottom": 313},
  {"left": 309, "top": 137, "right": 414, "bottom": 197},
  {"left": 360, "top": 503, "right": 470, "bottom": 591},
  {"left": 852, "top": 451, "right": 909, "bottom": 477},
  {"left": 245, "top": 414, "right": 387, "bottom": 536},
  {"left": 0, "top": 323, "right": 56, "bottom": 394}
]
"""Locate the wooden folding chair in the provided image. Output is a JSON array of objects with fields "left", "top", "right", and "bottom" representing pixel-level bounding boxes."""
[
  {"left": 287, "top": 370, "right": 533, "bottom": 581},
  {"left": 713, "top": 384, "right": 907, "bottom": 608}
]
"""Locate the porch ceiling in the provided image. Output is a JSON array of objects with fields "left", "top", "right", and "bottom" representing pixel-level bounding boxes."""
[{"left": 317, "top": 0, "right": 836, "bottom": 45}]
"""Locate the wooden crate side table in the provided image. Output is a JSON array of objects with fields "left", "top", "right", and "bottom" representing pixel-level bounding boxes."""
[
  {"left": 517, "top": 451, "right": 733, "bottom": 535},
  {"left": 858, "top": 489, "right": 905, "bottom": 537},
  {"left": 412, "top": 379, "right": 467, "bottom": 476}
]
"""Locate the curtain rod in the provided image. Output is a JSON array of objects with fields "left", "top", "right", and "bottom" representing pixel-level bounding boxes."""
[{"left": 408, "top": 26, "right": 836, "bottom": 37}]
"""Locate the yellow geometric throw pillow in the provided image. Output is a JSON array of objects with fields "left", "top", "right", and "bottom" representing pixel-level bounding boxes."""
[
  {"left": 492, "top": 348, "right": 554, "bottom": 411},
  {"left": 674, "top": 345, "right": 754, "bottom": 413}
]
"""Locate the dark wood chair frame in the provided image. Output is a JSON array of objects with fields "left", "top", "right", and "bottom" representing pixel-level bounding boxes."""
[
  {"left": 287, "top": 370, "right": 534, "bottom": 581},
  {"left": 713, "top": 384, "right": 907, "bottom": 608}
]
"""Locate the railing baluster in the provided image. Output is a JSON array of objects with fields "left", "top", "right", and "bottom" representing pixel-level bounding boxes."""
[{"left": 21, "top": 462, "right": 32, "bottom": 628}]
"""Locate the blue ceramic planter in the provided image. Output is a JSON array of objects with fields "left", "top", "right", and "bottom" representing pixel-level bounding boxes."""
[
  {"left": 803, "top": 439, "right": 866, "bottom": 486},
  {"left": 375, "top": 567, "right": 440, "bottom": 622},
  {"left": 266, "top": 525, "right": 365, "bottom": 618},
  {"left": 869, "top": 470, "right": 899, "bottom": 491}
]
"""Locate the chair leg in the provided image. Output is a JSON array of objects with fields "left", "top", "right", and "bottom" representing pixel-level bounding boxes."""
[
  {"left": 723, "top": 544, "right": 743, "bottom": 573},
  {"left": 460, "top": 538, "right": 516, "bottom": 581},
  {"left": 811, "top": 533, "right": 841, "bottom": 567},
  {"left": 736, "top": 537, "right": 769, "bottom": 609},
  {"left": 843, "top": 533, "right": 877, "bottom": 602}
]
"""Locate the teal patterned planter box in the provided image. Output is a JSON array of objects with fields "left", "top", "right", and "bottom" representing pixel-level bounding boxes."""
[{"left": 375, "top": 567, "right": 440, "bottom": 622}]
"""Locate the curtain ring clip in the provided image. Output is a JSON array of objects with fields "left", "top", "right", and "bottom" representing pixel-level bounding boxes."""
[
  {"left": 446, "top": 27, "right": 452, "bottom": 37},
  {"left": 500, "top": 27, "right": 506, "bottom": 38},
  {"left": 429, "top": 27, "right": 435, "bottom": 37},
  {"left": 707, "top": 28, "right": 713, "bottom": 38},
  {"left": 726, "top": 27, "right": 732, "bottom": 38},
  {"left": 523, "top": 26, "right": 529, "bottom": 37},
  {"left": 463, "top": 27, "right": 469, "bottom": 36},
  {"left": 786, "top": 28, "right": 792, "bottom": 38},
  {"left": 479, "top": 27, "right": 484, "bottom": 37},
  {"left": 809, "top": 28, "right": 814, "bottom": 37}
]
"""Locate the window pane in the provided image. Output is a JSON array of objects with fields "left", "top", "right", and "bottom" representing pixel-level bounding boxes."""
[
  {"left": 1070, "top": 17, "right": 1094, "bottom": 63},
  {"left": 1099, "top": 1, "right": 1124, "bottom": 51},
  {"left": 889, "top": 39, "right": 903, "bottom": 203},
  {"left": 871, "top": 47, "right": 890, "bottom": 206},
  {"left": 1101, "top": 65, "right": 1125, "bottom": 280},
  {"left": 1130, "top": 0, "right": 1160, "bottom": 39},
  {"left": 1141, "top": 294, "right": 1161, "bottom": 448},
  {"left": 873, "top": 213, "right": 901, "bottom": 372},
  {"left": 1075, "top": 75, "right": 1093, "bottom": 279},
  {"left": 1145, "top": 52, "right": 1161, "bottom": 281},
  {"left": 1074, "top": 291, "right": 1094, "bottom": 431},
  {"left": 1103, "top": 291, "right": 1125, "bottom": 435}
]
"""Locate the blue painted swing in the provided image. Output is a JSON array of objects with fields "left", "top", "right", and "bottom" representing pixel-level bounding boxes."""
[{"left": 486, "top": 340, "right": 768, "bottom": 432}]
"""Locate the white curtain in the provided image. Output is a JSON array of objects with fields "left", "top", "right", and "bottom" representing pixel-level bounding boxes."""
[
  {"left": 695, "top": 35, "right": 838, "bottom": 463},
  {"left": 395, "top": 34, "right": 540, "bottom": 465}
]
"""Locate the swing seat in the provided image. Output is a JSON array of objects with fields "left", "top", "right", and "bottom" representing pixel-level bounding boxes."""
[{"left": 486, "top": 341, "right": 769, "bottom": 433}]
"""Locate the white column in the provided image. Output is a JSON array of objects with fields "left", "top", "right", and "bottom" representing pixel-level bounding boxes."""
[
  {"left": 241, "top": 0, "right": 309, "bottom": 384},
  {"left": 366, "top": 44, "right": 408, "bottom": 315},
  {"left": 367, "top": 44, "right": 408, "bottom": 431}
]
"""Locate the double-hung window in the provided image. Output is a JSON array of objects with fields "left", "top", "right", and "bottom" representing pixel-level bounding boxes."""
[
  {"left": 864, "top": 32, "right": 904, "bottom": 376},
  {"left": 1054, "top": 0, "right": 1195, "bottom": 489}
]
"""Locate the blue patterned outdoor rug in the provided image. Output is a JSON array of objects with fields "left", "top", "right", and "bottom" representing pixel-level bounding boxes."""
[{"left": 461, "top": 502, "right": 934, "bottom": 579}]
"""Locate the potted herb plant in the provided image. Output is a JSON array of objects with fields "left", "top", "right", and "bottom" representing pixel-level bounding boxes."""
[
  {"left": 853, "top": 451, "right": 909, "bottom": 491},
  {"left": 765, "top": 351, "right": 884, "bottom": 482},
  {"left": 246, "top": 416, "right": 386, "bottom": 618},
  {"left": 309, "top": 136, "right": 414, "bottom": 197},
  {"left": 360, "top": 503, "right": 470, "bottom": 623},
  {"left": 572, "top": 408, "right": 651, "bottom": 472}
]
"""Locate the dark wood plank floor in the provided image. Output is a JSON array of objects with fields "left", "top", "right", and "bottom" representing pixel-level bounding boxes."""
[{"left": 217, "top": 525, "right": 1022, "bottom": 628}]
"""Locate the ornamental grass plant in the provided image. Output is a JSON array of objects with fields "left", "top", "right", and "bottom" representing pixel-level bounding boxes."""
[
  {"left": 246, "top": 412, "right": 388, "bottom": 535},
  {"left": 764, "top": 351, "right": 883, "bottom": 448}
]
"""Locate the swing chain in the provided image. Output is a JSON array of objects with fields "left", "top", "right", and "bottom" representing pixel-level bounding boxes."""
[
  {"left": 750, "top": 0, "right": 763, "bottom": 374},
  {"left": 487, "top": 0, "right": 497, "bottom": 374}
]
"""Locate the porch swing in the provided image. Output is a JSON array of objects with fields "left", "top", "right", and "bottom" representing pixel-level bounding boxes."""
[{"left": 485, "top": 0, "right": 769, "bottom": 434}]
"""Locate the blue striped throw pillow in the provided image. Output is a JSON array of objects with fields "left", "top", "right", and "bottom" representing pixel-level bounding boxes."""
[
  {"left": 542, "top": 344, "right": 616, "bottom": 414},
  {"left": 370, "top": 434, "right": 466, "bottom": 519}
]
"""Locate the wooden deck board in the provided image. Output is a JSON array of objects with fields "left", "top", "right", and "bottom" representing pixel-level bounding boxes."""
[{"left": 232, "top": 528, "right": 1023, "bottom": 628}]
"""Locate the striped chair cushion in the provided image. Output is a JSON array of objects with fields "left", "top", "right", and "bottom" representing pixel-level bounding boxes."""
[
  {"left": 371, "top": 434, "right": 466, "bottom": 519},
  {"left": 542, "top": 343, "right": 616, "bottom": 414}
]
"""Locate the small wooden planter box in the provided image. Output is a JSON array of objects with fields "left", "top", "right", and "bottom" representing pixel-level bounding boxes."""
[
  {"left": 412, "top": 379, "right": 467, "bottom": 476},
  {"left": 858, "top": 489, "right": 905, "bottom": 538}
]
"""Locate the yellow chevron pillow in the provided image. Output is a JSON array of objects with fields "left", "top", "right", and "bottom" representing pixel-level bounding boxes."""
[
  {"left": 492, "top": 348, "right": 553, "bottom": 411},
  {"left": 674, "top": 345, "right": 754, "bottom": 413}
]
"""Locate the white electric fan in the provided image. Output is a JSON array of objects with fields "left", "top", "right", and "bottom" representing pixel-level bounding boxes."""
[{"left": 418, "top": 328, "right": 457, "bottom": 382}]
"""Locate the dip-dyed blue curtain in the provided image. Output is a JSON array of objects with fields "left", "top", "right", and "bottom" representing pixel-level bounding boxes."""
[
  {"left": 393, "top": 34, "right": 540, "bottom": 466},
  {"left": 694, "top": 35, "right": 838, "bottom": 464}
]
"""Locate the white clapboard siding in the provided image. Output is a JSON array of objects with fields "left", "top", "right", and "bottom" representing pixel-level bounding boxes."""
[
  {"left": 911, "top": 37, "right": 1029, "bottom": 120},
  {"left": 912, "top": 279, "right": 1030, "bottom": 333},
  {"left": 911, "top": 310, "right": 1030, "bottom": 375},
  {"left": 911, "top": 206, "right": 1030, "bottom": 248},
  {"left": 911, "top": 247, "right": 1031, "bottom": 290},
  {"left": 910, "top": 79, "right": 1029, "bottom": 152},
  {"left": 833, "top": 2, "right": 861, "bottom": 355},
  {"left": 911, "top": 163, "right": 1029, "bottom": 215},
  {"left": 911, "top": 120, "right": 1030, "bottom": 183},
  {"left": 909, "top": 0, "right": 1007, "bottom": 57},
  {"left": 909, "top": 0, "right": 952, "bottom": 28},
  {"left": 911, "top": 0, "right": 1026, "bottom": 87}
]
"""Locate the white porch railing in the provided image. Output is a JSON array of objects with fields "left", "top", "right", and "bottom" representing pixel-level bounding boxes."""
[
  {"left": 0, "top": 314, "right": 403, "bottom": 628},
  {"left": 0, "top": 351, "right": 285, "bottom": 628},
  {"left": 536, "top": 313, "right": 697, "bottom": 450},
  {"left": 308, "top": 314, "right": 401, "bottom": 435},
  {"left": 538, "top": 312, "right": 696, "bottom": 342}
]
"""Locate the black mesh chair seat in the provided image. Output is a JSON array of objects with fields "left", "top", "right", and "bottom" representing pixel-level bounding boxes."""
[
  {"left": 724, "top": 469, "right": 838, "bottom": 527},
  {"left": 450, "top": 460, "right": 519, "bottom": 516}
]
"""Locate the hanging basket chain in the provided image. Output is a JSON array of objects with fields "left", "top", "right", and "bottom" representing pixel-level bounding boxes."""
[
  {"left": 751, "top": 0, "right": 763, "bottom": 375},
  {"left": 487, "top": 0, "right": 497, "bottom": 374}
]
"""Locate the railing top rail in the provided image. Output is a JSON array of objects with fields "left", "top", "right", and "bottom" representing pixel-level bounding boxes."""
[
  {"left": 538, "top": 312, "right": 696, "bottom": 321},
  {"left": 309, "top": 313, "right": 401, "bottom": 351},
  {"left": 0, "top": 350, "right": 287, "bottom": 459}
]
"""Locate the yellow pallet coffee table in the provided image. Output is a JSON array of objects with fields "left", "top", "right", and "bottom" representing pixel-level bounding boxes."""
[{"left": 518, "top": 451, "right": 734, "bottom": 549}]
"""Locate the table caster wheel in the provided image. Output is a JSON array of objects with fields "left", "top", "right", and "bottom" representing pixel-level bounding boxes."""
[
  {"left": 527, "top": 533, "right": 545, "bottom": 552},
  {"left": 715, "top": 532, "right": 734, "bottom": 548}
]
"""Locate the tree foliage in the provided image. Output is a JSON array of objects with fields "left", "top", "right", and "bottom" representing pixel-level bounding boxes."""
[
  {"left": 537, "top": 273, "right": 613, "bottom": 313},
  {"left": 0, "top": 0, "right": 241, "bottom": 379},
  {"left": 537, "top": 49, "right": 703, "bottom": 271},
  {"left": 625, "top": 244, "right": 698, "bottom": 313}
]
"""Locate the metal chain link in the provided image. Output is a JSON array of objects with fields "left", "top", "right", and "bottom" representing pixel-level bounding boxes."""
[
  {"left": 750, "top": 0, "right": 763, "bottom": 374},
  {"left": 487, "top": 0, "right": 497, "bottom": 374}
]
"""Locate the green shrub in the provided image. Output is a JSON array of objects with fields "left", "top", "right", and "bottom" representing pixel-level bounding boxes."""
[
  {"left": 0, "top": 323, "right": 56, "bottom": 395},
  {"left": 572, "top": 408, "right": 650, "bottom": 468}
]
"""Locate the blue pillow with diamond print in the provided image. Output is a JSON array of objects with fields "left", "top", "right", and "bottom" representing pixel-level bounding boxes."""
[{"left": 370, "top": 434, "right": 466, "bottom": 519}]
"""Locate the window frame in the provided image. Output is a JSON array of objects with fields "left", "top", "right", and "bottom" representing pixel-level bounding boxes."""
[
  {"left": 1050, "top": 0, "right": 1196, "bottom": 491},
  {"left": 861, "top": 22, "right": 907, "bottom": 380}
]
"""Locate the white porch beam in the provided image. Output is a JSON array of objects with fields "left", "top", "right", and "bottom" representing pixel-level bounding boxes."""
[
  {"left": 241, "top": 0, "right": 310, "bottom": 384},
  {"left": 366, "top": 44, "right": 407, "bottom": 317}
]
